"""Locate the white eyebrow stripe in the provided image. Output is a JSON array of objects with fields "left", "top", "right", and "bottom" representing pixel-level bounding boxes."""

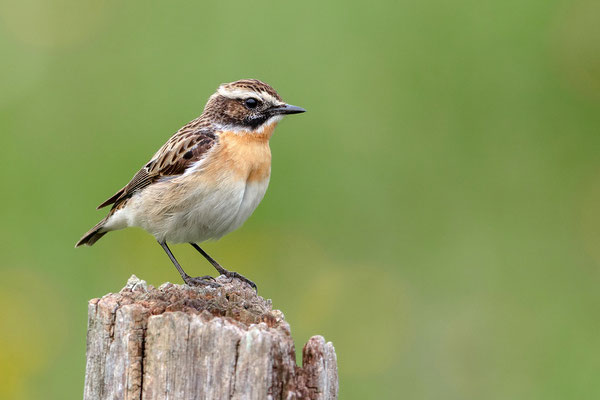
[{"left": 217, "top": 86, "right": 284, "bottom": 105}]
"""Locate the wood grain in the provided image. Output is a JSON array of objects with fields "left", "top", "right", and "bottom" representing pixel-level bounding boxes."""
[{"left": 84, "top": 275, "right": 338, "bottom": 400}]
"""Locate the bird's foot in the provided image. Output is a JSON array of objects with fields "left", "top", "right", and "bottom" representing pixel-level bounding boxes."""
[
  {"left": 183, "top": 275, "right": 220, "bottom": 288},
  {"left": 220, "top": 270, "right": 257, "bottom": 291}
]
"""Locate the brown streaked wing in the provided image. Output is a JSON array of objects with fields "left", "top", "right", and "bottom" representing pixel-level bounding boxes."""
[{"left": 96, "top": 127, "right": 217, "bottom": 210}]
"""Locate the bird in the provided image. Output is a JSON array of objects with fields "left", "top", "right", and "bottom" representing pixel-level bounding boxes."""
[{"left": 75, "top": 79, "right": 305, "bottom": 290}]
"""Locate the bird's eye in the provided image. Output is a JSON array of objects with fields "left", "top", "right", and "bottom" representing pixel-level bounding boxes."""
[{"left": 245, "top": 98, "right": 259, "bottom": 109}]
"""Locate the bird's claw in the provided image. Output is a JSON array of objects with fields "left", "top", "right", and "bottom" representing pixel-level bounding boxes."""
[
  {"left": 184, "top": 275, "right": 220, "bottom": 288},
  {"left": 222, "top": 271, "right": 257, "bottom": 291}
]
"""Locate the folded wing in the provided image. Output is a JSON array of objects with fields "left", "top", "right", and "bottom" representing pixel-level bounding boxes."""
[{"left": 97, "top": 124, "right": 217, "bottom": 211}]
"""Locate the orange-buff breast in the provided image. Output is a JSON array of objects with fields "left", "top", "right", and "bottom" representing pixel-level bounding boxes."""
[{"left": 205, "top": 125, "right": 275, "bottom": 183}]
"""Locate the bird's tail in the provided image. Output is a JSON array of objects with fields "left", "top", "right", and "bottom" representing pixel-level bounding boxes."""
[{"left": 75, "top": 218, "right": 108, "bottom": 247}]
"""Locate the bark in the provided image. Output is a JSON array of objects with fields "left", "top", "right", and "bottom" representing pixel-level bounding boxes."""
[{"left": 83, "top": 275, "right": 338, "bottom": 400}]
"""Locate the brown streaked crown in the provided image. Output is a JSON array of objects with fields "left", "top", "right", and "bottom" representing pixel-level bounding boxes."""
[{"left": 219, "top": 79, "right": 283, "bottom": 102}]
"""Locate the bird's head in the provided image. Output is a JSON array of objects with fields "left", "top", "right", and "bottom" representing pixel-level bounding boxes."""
[{"left": 203, "top": 79, "right": 305, "bottom": 134}]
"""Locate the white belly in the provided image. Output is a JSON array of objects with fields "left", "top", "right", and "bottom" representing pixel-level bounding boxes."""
[{"left": 106, "top": 177, "right": 270, "bottom": 244}]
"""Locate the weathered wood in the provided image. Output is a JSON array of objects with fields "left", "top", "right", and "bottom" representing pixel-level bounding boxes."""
[{"left": 84, "top": 275, "right": 338, "bottom": 400}]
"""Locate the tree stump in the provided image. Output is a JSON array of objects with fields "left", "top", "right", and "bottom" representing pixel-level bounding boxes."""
[{"left": 83, "top": 275, "right": 338, "bottom": 400}]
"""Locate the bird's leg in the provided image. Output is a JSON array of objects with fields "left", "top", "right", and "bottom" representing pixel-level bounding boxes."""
[
  {"left": 158, "top": 241, "right": 219, "bottom": 288},
  {"left": 189, "top": 243, "right": 257, "bottom": 291}
]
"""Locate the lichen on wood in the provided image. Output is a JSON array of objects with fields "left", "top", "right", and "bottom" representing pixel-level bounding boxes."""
[{"left": 84, "top": 275, "right": 338, "bottom": 400}]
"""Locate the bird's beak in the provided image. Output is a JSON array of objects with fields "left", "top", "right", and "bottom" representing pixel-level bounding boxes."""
[{"left": 271, "top": 104, "right": 306, "bottom": 115}]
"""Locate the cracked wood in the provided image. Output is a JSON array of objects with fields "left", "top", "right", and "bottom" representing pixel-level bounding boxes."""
[{"left": 83, "top": 275, "right": 338, "bottom": 400}]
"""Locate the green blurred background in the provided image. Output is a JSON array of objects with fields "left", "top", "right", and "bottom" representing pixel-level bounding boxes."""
[{"left": 1, "top": 0, "right": 600, "bottom": 398}]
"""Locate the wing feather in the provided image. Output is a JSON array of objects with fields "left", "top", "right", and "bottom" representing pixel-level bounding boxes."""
[{"left": 97, "top": 123, "right": 217, "bottom": 210}]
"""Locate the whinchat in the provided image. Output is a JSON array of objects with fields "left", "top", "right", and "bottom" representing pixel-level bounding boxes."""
[{"left": 76, "top": 79, "right": 305, "bottom": 289}]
